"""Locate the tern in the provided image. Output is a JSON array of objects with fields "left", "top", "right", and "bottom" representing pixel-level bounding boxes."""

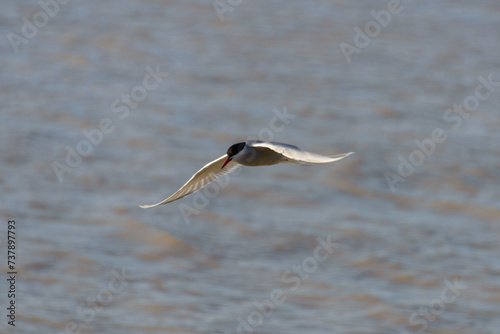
[{"left": 140, "top": 141, "right": 354, "bottom": 208}]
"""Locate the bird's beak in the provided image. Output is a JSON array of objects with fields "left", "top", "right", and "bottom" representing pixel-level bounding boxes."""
[{"left": 221, "top": 156, "right": 232, "bottom": 169}]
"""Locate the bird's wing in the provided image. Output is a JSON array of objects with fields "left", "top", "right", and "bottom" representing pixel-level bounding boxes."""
[
  {"left": 140, "top": 155, "right": 240, "bottom": 208},
  {"left": 249, "top": 141, "right": 354, "bottom": 164}
]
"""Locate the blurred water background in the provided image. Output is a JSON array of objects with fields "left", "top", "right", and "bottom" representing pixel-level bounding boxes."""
[{"left": 1, "top": 0, "right": 500, "bottom": 333}]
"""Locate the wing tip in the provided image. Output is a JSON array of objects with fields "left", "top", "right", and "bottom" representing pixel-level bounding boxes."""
[
  {"left": 139, "top": 197, "right": 175, "bottom": 208},
  {"left": 330, "top": 151, "right": 355, "bottom": 159},
  {"left": 139, "top": 203, "right": 160, "bottom": 209}
]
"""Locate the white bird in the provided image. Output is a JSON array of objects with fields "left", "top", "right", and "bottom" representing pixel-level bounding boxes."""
[{"left": 140, "top": 141, "right": 354, "bottom": 208}]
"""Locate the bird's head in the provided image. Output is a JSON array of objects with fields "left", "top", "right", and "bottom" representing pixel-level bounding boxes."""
[{"left": 222, "top": 142, "right": 246, "bottom": 169}]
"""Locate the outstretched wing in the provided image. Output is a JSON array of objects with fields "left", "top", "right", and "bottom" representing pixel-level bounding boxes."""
[
  {"left": 249, "top": 141, "right": 354, "bottom": 164},
  {"left": 140, "top": 155, "right": 240, "bottom": 208}
]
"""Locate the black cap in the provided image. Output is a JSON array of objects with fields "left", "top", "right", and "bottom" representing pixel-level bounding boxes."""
[{"left": 226, "top": 142, "right": 246, "bottom": 158}]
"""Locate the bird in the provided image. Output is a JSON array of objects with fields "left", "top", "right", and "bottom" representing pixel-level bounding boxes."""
[{"left": 139, "top": 140, "right": 354, "bottom": 208}]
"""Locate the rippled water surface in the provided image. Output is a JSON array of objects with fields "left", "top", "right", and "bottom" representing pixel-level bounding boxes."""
[{"left": 1, "top": 1, "right": 500, "bottom": 333}]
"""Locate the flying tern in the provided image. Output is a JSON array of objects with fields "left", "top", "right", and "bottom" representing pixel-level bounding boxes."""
[{"left": 140, "top": 141, "right": 354, "bottom": 208}]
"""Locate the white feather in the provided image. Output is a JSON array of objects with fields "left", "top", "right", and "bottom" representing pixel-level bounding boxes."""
[
  {"left": 139, "top": 155, "right": 240, "bottom": 208},
  {"left": 248, "top": 141, "right": 354, "bottom": 164}
]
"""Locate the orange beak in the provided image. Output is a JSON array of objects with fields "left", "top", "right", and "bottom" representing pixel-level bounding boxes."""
[{"left": 221, "top": 156, "right": 232, "bottom": 169}]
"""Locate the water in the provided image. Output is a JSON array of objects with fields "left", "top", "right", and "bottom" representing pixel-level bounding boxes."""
[{"left": 1, "top": 0, "right": 500, "bottom": 333}]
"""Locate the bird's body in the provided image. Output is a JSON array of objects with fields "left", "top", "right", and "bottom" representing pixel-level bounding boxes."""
[
  {"left": 233, "top": 141, "right": 292, "bottom": 166},
  {"left": 140, "top": 141, "right": 354, "bottom": 208}
]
